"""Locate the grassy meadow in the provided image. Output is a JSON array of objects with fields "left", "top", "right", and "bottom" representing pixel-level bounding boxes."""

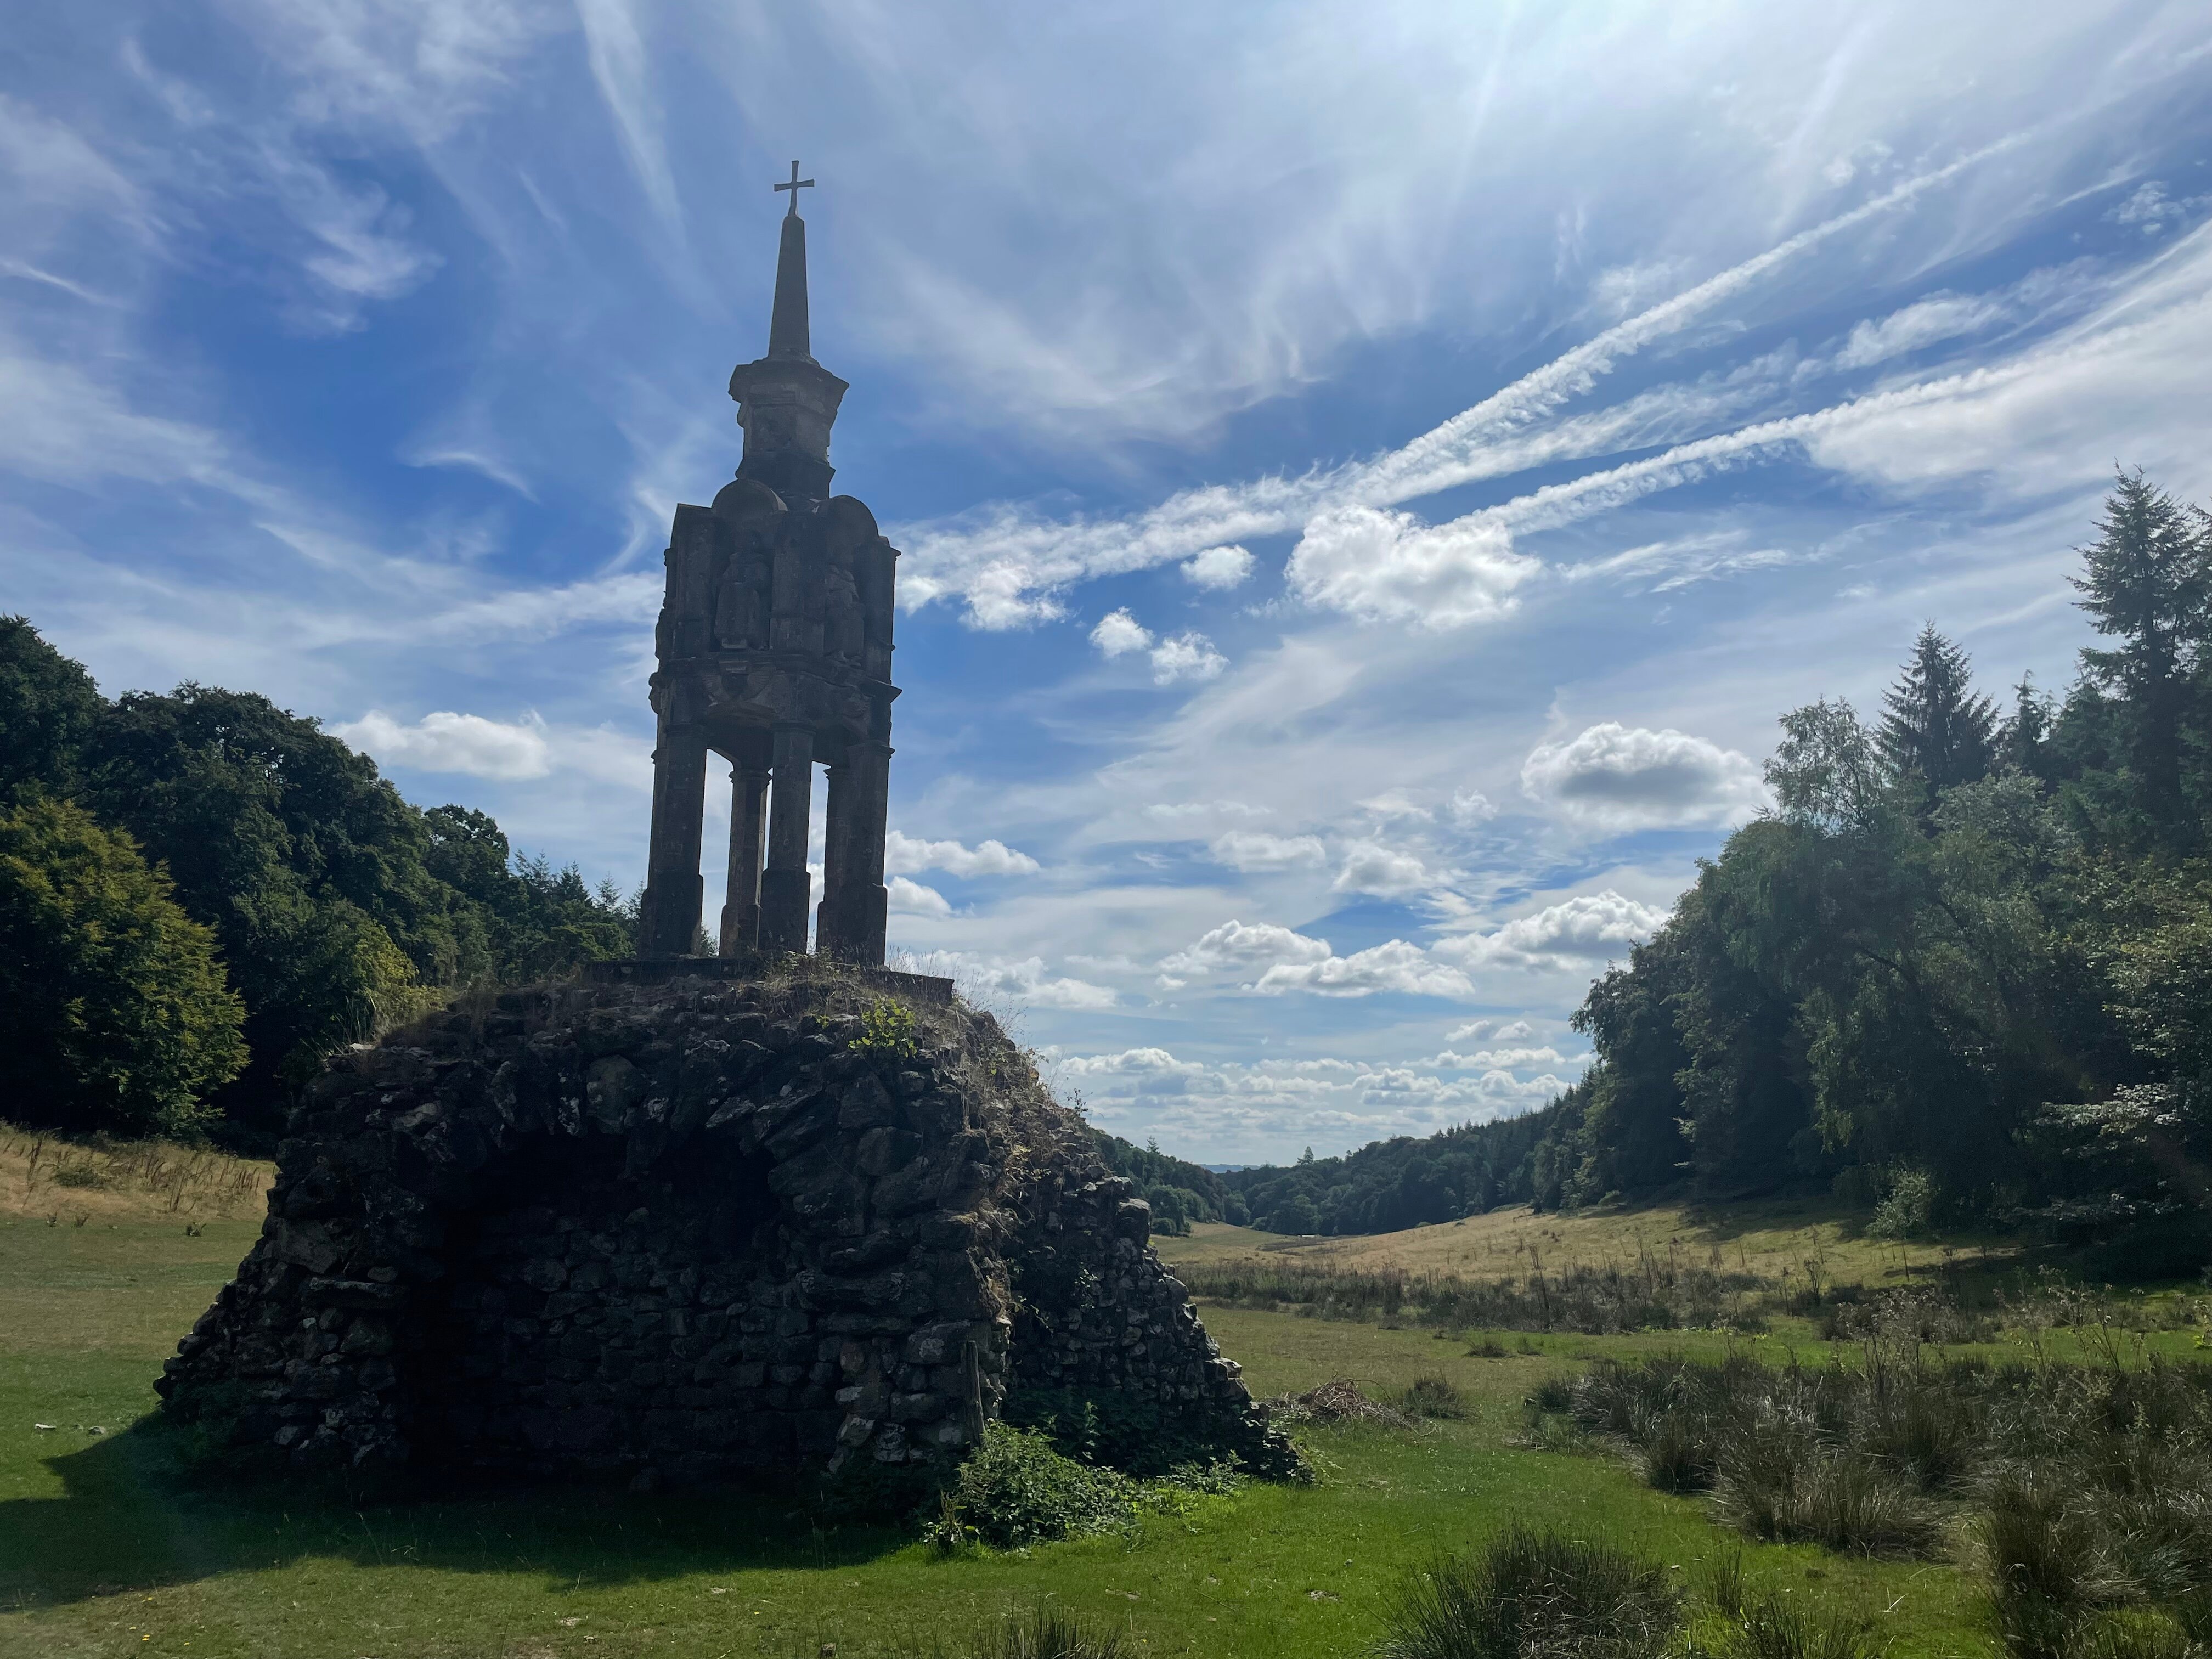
[{"left": 0, "top": 1131, "right": 2152, "bottom": 1658}]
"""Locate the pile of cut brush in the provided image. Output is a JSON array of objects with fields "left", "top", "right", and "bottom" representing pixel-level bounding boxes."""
[{"left": 1266, "top": 1379, "right": 1418, "bottom": 1429}]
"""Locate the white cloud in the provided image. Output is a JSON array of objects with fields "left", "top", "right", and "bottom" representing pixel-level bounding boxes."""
[
  {"left": 1181, "top": 544, "right": 1255, "bottom": 589},
  {"left": 1833, "top": 291, "right": 2008, "bottom": 369},
  {"left": 911, "top": 951, "right": 1119, "bottom": 1011},
  {"left": 1331, "top": 839, "right": 1433, "bottom": 898},
  {"left": 2112, "top": 182, "right": 2187, "bottom": 236},
  {"left": 1560, "top": 531, "right": 1802, "bottom": 593},
  {"left": 1447, "top": 1018, "right": 1536, "bottom": 1043},
  {"left": 1090, "top": 608, "right": 1151, "bottom": 656},
  {"left": 335, "top": 709, "right": 551, "bottom": 780},
  {"left": 884, "top": 830, "right": 1041, "bottom": 877},
  {"left": 1432, "top": 1046, "right": 1571, "bottom": 1069},
  {"left": 896, "top": 139, "right": 2029, "bottom": 626},
  {"left": 1521, "top": 723, "right": 1764, "bottom": 829},
  {"left": 1149, "top": 631, "right": 1226, "bottom": 684},
  {"left": 1285, "top": 504, "right": 1541, "bottom": 629},
  {"left": 1255, "top": 939, "right": 1475, "bottom": 1000},
  {"left": 1441, "top": 891, "right": 1671, "bottom": 972},
  {"left": 1448, "top": 788, "right": 1498, "bottom": 825},
  {"left": 886, "top": 876, "right": 952, "bottom": 917},
  {"left": 1161, "top": 919, "right": 1334, "bottom": 978},
  {"left": 1208, "top": 831, "right": 1328, "bottom": 872}
]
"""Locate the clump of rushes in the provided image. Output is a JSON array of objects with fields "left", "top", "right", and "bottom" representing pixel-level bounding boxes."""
[
  {"left": 891, "top": 1606, "right": 1126, "bottom": 1659},
  {"left": 1400, "top": 1374, "right": 1472, "bottom": 1419},
  {"left": 1375, "top": 1523, "right": 1681, "bottom": 1659}
]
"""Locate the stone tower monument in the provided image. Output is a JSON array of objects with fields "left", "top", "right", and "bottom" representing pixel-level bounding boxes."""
[{"left": 636, "top": 164, "right": 900, "bottom": 964}]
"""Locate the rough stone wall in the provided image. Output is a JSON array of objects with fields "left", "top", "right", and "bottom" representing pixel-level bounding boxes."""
[{"left": 158, "top": 970, "right": 1286, "bottom": 1488}]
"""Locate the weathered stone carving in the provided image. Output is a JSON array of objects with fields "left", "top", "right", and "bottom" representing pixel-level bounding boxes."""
[
  {"left": 637, "top": 171, "right": 898, "bottom": 966},
  {"left": 157, "top": 974, "right": 1294, "bottom": 1488}
]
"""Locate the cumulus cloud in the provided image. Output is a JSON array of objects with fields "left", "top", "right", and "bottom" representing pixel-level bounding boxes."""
[
  {"left": 1149, "top": 631, "right": 1226, "bottom": 684},
  {"left": 1089, "top": 611, "right": 1225, "bottom": 683},
  {"left": 1254, "top": 939, "right": 1475, "bottom": 1000},
  {"left": 1285, "top": 503, "right": 1541, "bottom": 628},
  {"left": 1448, "top": 1017, "right": 1536, "bottom": 1043},
  {"left": 884, "top": 830, "right": 1041, "bottom": 877},
  {"left": 1440, "top": 891, "right": 1671, "bottom": 972},
  {"left": 1161, "top": 919, "right": 1334, "bottom": 978},
  {"left": 1331, "top": 839, "right": 1433, "bottom": 898},
  {"left": 1521, "top": 723, "right": 1764, "bottom": 828},
  {"left": 1181, "top": 544, "right": 1256, "bottom": 589},
  {"left": 335, "top": 709, "right": 551, "bottom": 780},
  {"left": 1208, "top": 831, "right": 1328, "bottom": 871},
  {"left": 910, "top": 951, "right": 1118, "bottom": 1011},
  {"left": 1432, "top": 1046, "right": 1571, "bottom": 1069},
  {"left": 886, "top": 876, "right": 952, "bottom": 917},
  {"left": 1833, "top": 291, "right": 2007, "bottom": 369},
  {"left": 1089, "top": 607, "right": 1152, "bottom": 657}
]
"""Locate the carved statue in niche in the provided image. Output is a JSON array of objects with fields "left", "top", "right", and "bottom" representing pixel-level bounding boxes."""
[
  {"left": 823, "top": 551, "right": 864, "bottom": 667},
  {"left": 714, "top": 555, "right": 772, "bottom": 650}
]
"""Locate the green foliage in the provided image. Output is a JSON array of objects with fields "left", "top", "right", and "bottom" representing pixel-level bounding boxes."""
[
  {"left": 1459, "top": 474, "right": 2212, "bottom": 1257},
  {"left": 1866, "top": 1166, "right": 1938, "bottom": 1240},
  {"left": 929, "top": 1422, "right": 1138, "bottom": 1549},
  {"left": 0, "top": 616, "right": 103, "bottom": 803},
  {"left": 0, "top": 621, "right": 634, "bottom": 1139},
  {"left": 853, "top": 997, "right": 918, "bottom": 1057},
  {"left": 0, "top": 795, "right": 245, "bottom": 1136},
  {"left": 1374, "top": 1523, "right": 1683, "bottom": 1659}
]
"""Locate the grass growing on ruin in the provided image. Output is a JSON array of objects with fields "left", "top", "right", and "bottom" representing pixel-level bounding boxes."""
[{"left": 0, "top": 1146, "right": 2000, "bottom": 1659}]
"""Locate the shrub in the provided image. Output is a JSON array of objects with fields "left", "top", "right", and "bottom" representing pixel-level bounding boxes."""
[
  {"left": 854, "top": 998, "right": 917, "bottom": 1057},
  {"left": 934, "top": 1423, "right": 1136, "bottom": 1549},
  {"left": 0, "top": 795, "right": 246, "bottom": 1136},
  {"left": 1867, "top": 1166, "right": 1938, "bottom": 1240},
  {"left": 1375, "top": 1523, "right": 1681, "bottom": 1659},
  {"left": 1401, "top": 1374, "right": 1472, "bottom": 1420}
]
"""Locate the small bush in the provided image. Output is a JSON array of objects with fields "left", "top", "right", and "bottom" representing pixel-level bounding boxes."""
[
  {"left": 1467, "top": 1336, "right": 1509, "bottom": 1358},
  {"left": 1867, "top": 1166, "right": 1938, "bottom": 1241},
  {"left": 1376, "top": 1523, "right": 1681, "bottom": 1659},
  {"left": 934, "top": 1423, "right": 1136, "bottom": 1549},
  {"left": 1401, "top": 1374, "right": 1472, "bottom": 1420},
  {"left": 853, "top": 998, "right": 918, "bottom": 1057}
]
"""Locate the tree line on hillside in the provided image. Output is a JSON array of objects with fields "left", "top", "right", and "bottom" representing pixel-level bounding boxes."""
[
  {"left": 1186, "top": 475, "right": 2212, "bottom": 1269},
  {"left": 0, "top": 620, "right": 635, "bottom": 1146}
]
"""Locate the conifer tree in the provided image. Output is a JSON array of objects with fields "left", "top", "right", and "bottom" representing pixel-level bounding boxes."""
[
  {"left": 2071, "top": 470, "right": 2209, "bottom": 833},
  {"left": 1878, "top": 624, "right": 1996, "bottom": 798}
]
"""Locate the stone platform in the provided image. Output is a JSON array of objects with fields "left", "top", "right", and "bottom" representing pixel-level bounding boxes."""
[{"left": 157, "top": 973, "right": 1294, "bottom": 1489}]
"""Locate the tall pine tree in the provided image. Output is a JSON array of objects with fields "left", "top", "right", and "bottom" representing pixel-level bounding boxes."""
[
  {"left": 1878, "top": 624, "right": 1997, "bottom": 800},
  {"left": 2071, "top": 469, "right": 2208, "bottom": 837}
]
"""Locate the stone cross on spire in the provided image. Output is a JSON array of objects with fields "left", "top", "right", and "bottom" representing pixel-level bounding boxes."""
[{"left": 774, "top": 159, "right": 814, "bottom": 218}]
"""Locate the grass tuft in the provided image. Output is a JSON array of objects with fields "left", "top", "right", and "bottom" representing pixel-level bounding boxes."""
[{"left": 1375, "top": 1523, "right": 1682, "bottom": 1659}]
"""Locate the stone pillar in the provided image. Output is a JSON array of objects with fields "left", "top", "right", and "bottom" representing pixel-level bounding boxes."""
[
  {"left": 758, "top": 725, "right": 814, "bottom": 953},
  {"left": 847, "top": 739, "right": 893, "bottom": 966},
  {"left": 718, "top": 764, "right": 770, "bottom": 955},
  {"left": 639, "top": 716, "right": 709, "bottom": 957},
  {"left": 816, "top": 763, "right": 854, "bottom": 959}
]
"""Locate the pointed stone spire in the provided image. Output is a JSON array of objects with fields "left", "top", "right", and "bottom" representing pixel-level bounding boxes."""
[
  {"left": 766, "top": 211, "right": 812, "bottom": 360},
  {"left": 767, "top": 161, "right": 814, "bottom": 360},
  {"left": 729, "top": 160, "right": 845, "bottom": 505}
]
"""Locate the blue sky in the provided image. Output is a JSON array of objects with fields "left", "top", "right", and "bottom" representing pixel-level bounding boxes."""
[{"left": 6, "top": 2, "right": 2212, "bottom": 1161}]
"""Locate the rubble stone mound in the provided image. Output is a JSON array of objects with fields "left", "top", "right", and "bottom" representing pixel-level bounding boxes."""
[{"left": 157, "top": 969, "right": 1293, "bottom": 1488}]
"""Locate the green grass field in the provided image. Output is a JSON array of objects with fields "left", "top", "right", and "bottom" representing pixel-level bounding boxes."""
[{"left": 0, "top": 1176, "right": 2025, "bottom": 1659}]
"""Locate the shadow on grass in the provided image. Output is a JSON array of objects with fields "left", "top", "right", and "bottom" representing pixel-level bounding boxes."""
[{"left": 0, "top": 1415, "right": 913, "bottom": 1611}]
